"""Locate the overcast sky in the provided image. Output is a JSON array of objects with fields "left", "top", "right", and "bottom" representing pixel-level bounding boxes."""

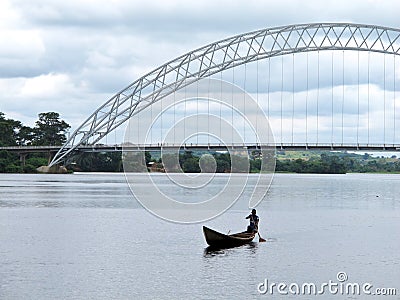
[{"left": 1, "top": 0, "right": 399, "bottom": 145}]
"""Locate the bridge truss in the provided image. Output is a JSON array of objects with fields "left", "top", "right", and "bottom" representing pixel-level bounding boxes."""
[{"left": 49, "top": 23, "right": 400, "bottom": 166}]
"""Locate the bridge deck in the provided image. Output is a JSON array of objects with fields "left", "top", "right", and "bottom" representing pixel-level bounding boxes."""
[{"left": 1, "top": 143, "right": 399, "bottom": 153}]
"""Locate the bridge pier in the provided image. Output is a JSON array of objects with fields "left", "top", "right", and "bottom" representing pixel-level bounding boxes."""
[
  {"left": 47, "top": 151, "right": 54, "bottom": 166},
  {"left": 39, "top": 150, "right": 68, "bottom": 173},
  {"left": 37, "top": 164, "right": 68, "bottom": 174},
  {"left": 16, "top": 150, "right": 55, "bottom": 167},
  {"left": 18, "top": 152, "right": 28, "bottom": 166}
]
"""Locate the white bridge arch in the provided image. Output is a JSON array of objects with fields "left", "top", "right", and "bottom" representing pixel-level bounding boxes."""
[{"left": 49, "top": 23, "right": 400, "bottom": 166}]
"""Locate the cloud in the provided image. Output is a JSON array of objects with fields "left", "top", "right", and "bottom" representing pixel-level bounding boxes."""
[
  {"left": 0, "top": 29, "right": 46, "bottom": 78},
  {"left": 0, "top": 73, "right": 108, "bottom": 128},
  {"left": 12, "top": 0, "right": 400, "bottom": 33},
  {"left": 1, "top": 0, "right": 399, "bottom": 145},
  {"left": 19, "top": 73, "right": 72, "bottom": 98}
]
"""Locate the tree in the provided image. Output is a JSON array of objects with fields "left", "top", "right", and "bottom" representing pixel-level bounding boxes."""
[
  {"left": 161, "top": 153, "right": 181, "bottom": 172},
  {"left": 182, "top": 157, "right": 200, "bottom": 173},
  {"left": 32, "top": 112, "right": 70, "bottom": 146},
  {"left": 0, "top": 112, "right": 20, "bottom": 146},
  {"left": 231, "top": 154, "right": 249, "bottom": 173},
  {"left": 215, "top": 153, "right": 231, "bottom": 173},
  {"left": 144, "top": 151, "right": 151, "bottom": 164},
  {"left": 17, "top": 126, "right": 35, "bottom": 146},
  {"left": 0, "top": 150, "right": 19, "bottom": 172},
  {"left": 199, "top": 154, "right": 216, "bottom": 172},
  {"left": 121, "top": 152, "right": 147, "bottom": 172}
]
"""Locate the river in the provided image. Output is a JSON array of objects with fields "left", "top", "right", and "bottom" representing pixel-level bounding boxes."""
[{"left": 0, "top": 173, "right": 399, "bottom": 299}]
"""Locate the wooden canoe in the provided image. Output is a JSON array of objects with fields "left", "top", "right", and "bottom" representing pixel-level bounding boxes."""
[{"left": 203, "top": 226, "right": 255, "bottom": 248}]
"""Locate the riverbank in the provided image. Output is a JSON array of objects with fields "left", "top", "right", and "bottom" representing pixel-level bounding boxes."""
[{"left": 1, "top": 150, "right": 399, "bottom": 174}]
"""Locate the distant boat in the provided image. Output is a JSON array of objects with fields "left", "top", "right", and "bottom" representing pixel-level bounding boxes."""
[{"left": 203, "top": 226, "right": 256, "bottom": 248}]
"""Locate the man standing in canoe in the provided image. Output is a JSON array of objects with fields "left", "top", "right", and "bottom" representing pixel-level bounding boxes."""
[{"left": 246, "top": 209, "right": 259, "bottom": 233}]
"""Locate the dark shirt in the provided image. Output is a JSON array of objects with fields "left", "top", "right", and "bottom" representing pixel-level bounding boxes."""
[{"left": 246, "top": 214, "right": 259, "bottom": 227}]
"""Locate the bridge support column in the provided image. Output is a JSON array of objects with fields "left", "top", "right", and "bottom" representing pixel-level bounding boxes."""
[
  {"left": 18, "top": 152, "right": 28, "bottom": 166},
  {"left": 47, "top": 151, "right": 55, "bottom": 166}
]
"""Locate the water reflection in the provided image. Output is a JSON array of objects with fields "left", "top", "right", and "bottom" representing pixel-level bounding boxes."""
[
  {"left": 34, "top": 201, "right": 63, "bottom": 208},
  {"left": 1, "top": 173, "right": 399, "bottom": 210},
  {"left": 265, "top": 237, "right": 277, "bottom": 242},
  {"left": 203, "top": 242, "right": 258, "bottom": 257}
]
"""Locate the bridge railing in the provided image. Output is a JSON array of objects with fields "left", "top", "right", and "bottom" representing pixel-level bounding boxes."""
[
  {"left": 0, "top": 145, "right": 63, "bottom": 151},
  {"left": 2, "top": 143, "right": 399, "bottom": 152}
]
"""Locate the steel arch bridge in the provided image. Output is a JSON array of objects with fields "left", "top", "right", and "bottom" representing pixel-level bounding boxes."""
[{"left": 49, "top": 23, "right": 400, "bottom": 166}]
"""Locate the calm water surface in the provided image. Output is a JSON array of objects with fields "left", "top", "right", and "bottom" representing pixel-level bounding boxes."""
[{"left": 0, "top": 173, "right": 399, "bottom": 299}]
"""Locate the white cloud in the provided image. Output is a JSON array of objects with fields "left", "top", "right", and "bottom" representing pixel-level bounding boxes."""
[
  {"left": 0, "top": 30, "right": 44, "bottom": 59},
  {"left": 0, "top": 0, "right": 20, "bottom": 29},
  {"left": 19, "top": 73, "right": 72, "bottom": 98},
  {"left": 0, "top": 1, "right": 46, "bottom": 77}
]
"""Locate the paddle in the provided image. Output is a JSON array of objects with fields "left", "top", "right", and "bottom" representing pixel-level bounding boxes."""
[{"left": 258, "top": 232, "right": 266, "bottom": 242}]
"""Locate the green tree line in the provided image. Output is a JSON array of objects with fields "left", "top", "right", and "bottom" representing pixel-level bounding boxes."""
[
  {"left": 0, "top": 112, "right": 70, "bottom": 147},
  {"left": 0, "top": 112, "right": 70, "bottom": 172},
  {"left": 276, "top": 152, "right": 400, "bottom": 173},
  {"left": 123, "top": 150, "right": 400, "bottom": 174},
  {"left": 1, "top": 111, "right": 399, "bottom": 173}
]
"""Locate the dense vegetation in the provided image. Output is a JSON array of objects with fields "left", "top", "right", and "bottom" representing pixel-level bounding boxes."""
[
  {"left": 1, "top": 111, "right": 399, "bottom": 174},
  {"left": 0, "top": 112, "right": 70, "bottom": 172},
  {"left": 276, "top": 152, "right": 400, "bottom": 173},
  {"left": 76, "top": 149, "right": 400, "bottom": 174},
  {"left": 0, "top": 112, "right": 70, "bottom": 147},
  {"left": 144, "top": 150, "right": 400, "bottom": 174}
]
